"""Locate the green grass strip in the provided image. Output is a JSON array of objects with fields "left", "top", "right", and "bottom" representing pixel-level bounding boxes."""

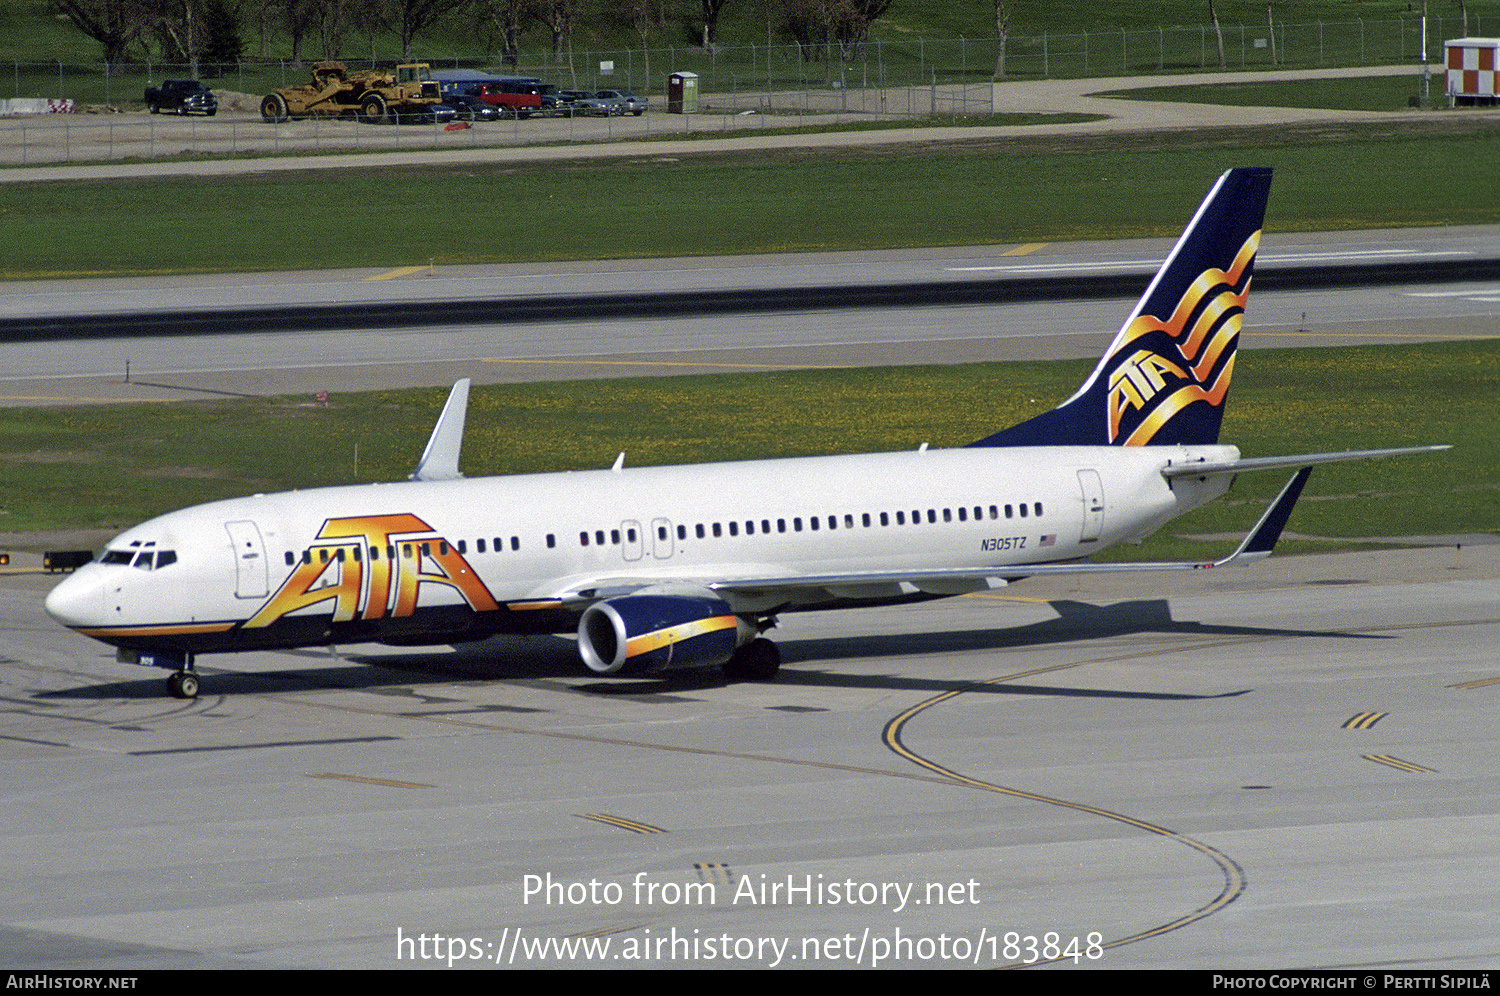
[
  {"left": 4, "top": 118, "right": 1500, "bottom": 279},
  {"left": 1, "top": 341, "right": 1491, "bottom": 563}
]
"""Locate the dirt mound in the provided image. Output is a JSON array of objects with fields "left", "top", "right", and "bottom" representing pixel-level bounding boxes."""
[{"left": 211, "top": 89, "right": 263, "bottom": 113}]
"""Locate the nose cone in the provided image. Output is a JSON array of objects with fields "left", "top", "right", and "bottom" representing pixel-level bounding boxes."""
[{"left": 44, "top": 569, "right": 105, "bottom": 630}]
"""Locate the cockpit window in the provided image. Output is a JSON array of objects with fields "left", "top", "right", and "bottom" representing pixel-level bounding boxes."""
[{"left": 100, "top": 547, "right": 175, "bottom": 568}]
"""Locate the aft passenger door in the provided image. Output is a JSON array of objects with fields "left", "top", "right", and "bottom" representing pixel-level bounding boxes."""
[{"left": 1077, "top": 470, "right": 1105, "bottom": 544}]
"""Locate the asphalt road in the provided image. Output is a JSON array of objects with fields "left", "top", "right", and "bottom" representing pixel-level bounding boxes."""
[{"left": 3, "top": 227, "right": 1500, "bottom": 407}]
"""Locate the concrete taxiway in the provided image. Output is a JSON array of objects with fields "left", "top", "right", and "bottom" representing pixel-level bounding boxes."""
[{"left": 2, "top": 542, "right": 1496, "bottom": 969}]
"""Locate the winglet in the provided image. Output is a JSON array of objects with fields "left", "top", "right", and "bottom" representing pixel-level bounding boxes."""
[
  {"left": 410, "top": 379, "right": 471, "bottom": 482},
  {"left": 1209, "top": 466, "right": 1312, "bottom": 567}
]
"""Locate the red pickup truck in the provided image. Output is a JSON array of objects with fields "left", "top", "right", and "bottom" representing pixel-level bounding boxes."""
[{"left": 471, "top": 80, "right": 544, "bottom": 119}]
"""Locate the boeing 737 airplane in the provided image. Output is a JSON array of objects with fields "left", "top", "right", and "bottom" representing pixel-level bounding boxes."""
[{"left": 45, "top": 167, "right": 1445, "bottom": 698}]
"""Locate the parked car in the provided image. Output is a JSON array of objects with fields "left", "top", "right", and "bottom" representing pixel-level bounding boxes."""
[
  {"left": 579, "top": 89, "right": 648, "bottom": 117},
  {"left": 389, "top": 101, "right": 457, "bottom": 124},
  {"left": 441, "top": 93, "right": 499, "bottom": 121},
  {"left": 471, "top": 79, "right": 543, "bottom": 119},
  {"left": 144, "top": 79, "right": 217, "bottom": 116},
  {"left": 533, "top": 82, "right": 563, "bottom": 115},
  {"left": 555, "top": 90, "right": 591, "bottom": 116},
  {"left": 552, "top": 88, "right": 591, "bottom": 115}
]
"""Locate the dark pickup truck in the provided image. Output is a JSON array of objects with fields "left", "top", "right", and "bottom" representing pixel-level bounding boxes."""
[{"left": 144, "top": 79, "right": 218, "bottom": 116}]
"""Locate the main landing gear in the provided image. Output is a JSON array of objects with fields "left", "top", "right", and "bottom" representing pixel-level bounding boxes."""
[{"left": 722, "top": 638, "right": 781, "bottom": 682}]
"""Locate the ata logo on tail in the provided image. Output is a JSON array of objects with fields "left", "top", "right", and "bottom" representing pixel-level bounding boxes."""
[
  {"left": 1106, "top": 230, "right": 1259, "bottom": 444},
  {"left": 968, "top": 167, "right": 1271, "bottom": 450}
]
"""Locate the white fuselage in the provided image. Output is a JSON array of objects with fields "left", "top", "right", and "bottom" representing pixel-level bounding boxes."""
[{"left": 45, "top": 442, "right": 1237, "bottom": 656}]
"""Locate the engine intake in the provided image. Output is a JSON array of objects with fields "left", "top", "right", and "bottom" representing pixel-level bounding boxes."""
[{"left": 578, "top": 594, "right": 745, "bottom": 674}]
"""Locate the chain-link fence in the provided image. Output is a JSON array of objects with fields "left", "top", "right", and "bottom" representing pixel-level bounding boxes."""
[
  {"left": 4, "top": 16, "right": 1476, "bottom": 105},
  {"left": 0, "top": 17, "right": 1466, "bottom": 165}
]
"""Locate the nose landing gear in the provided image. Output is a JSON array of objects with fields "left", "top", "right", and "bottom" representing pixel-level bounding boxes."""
[{"left": 118, "top": 648, "right": 200, "bottom": 699}]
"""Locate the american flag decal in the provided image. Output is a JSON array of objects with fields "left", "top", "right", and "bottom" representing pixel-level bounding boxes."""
[{"left": 1039, "top": 534, "right": 1056, "bottom": 547}]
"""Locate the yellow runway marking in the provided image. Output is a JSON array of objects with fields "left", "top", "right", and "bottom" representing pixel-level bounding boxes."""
[
  {"left": 579, "top": 813, "right": 665, "bottom": 834},
  {"left": 363, "top": 264, "right": 432, "bottom": 281},
  {"left": 1450, "top": 675, "right": 1500, "bottom": 689},
  {"left": 0, "top": 396, "right": 175, "bottom": 404},
  {"left": 481, "top": 357, "right": 845, "bottom": 371},
  {"left": 310, "top": 772, "right": 434, "bottom": 789},
  {"left": 1342, "top": 711, "right": 1388, "bottom": 730},
  {"left": 881, "top": 644, "right": 1262, "bottom": 965},
  {"left": 1363, "top": 754, "right": 1436, "bottom": 774},
  {"left": 966, "top": 593, "right": 1050, "bottom": 604},
  {"left": 1001, "top": 242, "right": 1050, "bottom": 256}
]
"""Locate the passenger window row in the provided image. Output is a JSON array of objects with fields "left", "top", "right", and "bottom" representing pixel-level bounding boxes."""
[
  {"left": 282, "top": 535, "right": 523, "bottom": 567},
  {"left": 577, "top": 526, "right": 640, "bottom": 548},
  {"left": 108, "top": 500, "right": 1048, "bottom": 574},
  {"left": 576, "top": 502, "right": 1045, "bottom": 547}
]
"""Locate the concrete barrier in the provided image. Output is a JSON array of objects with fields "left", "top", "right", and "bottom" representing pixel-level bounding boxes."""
[{"left": 0, "top": 98, "right": 75, "bottom": 115}]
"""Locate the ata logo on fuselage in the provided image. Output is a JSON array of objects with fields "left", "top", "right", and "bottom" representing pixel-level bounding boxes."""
[{"left": 245, "top": 513, "right": 497, "bottom": 629}]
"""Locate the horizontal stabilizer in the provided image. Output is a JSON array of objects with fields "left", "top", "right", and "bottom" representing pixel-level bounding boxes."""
[{"left": 1162, "top": 445, "right": 1451, "bottom": 479}]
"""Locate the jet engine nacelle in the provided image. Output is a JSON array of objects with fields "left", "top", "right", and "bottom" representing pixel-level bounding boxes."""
[{"left": 577, "top": 593, "right": 749, "bottom": 674}]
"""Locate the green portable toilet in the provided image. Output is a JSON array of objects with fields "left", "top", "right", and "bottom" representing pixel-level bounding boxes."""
[{"left": 667, "top": 72, "right": 698, "bottom": 113}]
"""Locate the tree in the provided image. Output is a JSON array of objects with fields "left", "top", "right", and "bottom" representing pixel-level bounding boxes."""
[
  {"left": 780, "top": 0, "right": 892, "bottom": 63},
  {"left": 1266, "top": 1, "right": 1276, "bottom": 67},
  {"left": 283, "top": 0, "right": 320, "bottom": 64},
  {"left": 53, "top": 0, "right": 149, "bottom": 67},
  {"left": 629, "top": 0, "right": 660, "bottom": 94},
  {"left": 537, "top": 0, "right": 581, "bottom": 66},
  {"left": 698, "top": 0, "right": 729, "bottom": 53},
  {"left": 489, "top": 0, "right": 530, "bottom": 68},
  {"left": 381, "top": 0, "right": 461, "bottom": 61},
  {"left": 992, "top": 0, "right": 1010, "bottom": 80},
  {"left": 147, "top": 0, "right": 243, "bottom": 71},
  {"left": 313, "top": 0, "right": 354, "bottom": 60},
  {"left": 1208, "top": 0, "right": 1225, "bottom": 68},
  {"left": 200, "top": 0, "right": 244, "bottom": 65},
  {"left": 349, "top": 0, "right": 384, "bottom": 63}
]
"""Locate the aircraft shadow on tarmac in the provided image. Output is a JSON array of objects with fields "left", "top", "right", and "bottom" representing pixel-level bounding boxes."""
[
  {"left": 765, "top": 597, "right": 1392, "bottom": 699},
  {"left": 43, "top": 598, "right": 1390, "bottom": 704}
]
